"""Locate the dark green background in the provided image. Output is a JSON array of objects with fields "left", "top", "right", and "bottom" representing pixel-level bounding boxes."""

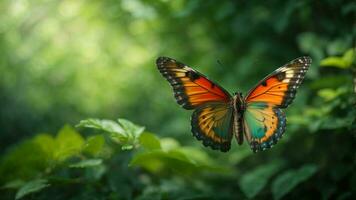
[{"left": 0, "top": 0, "right": 355, "bottom": 199}]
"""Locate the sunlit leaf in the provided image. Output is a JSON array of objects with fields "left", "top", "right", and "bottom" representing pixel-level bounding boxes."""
[
  {"left": 15, "top": 179, "right": 50, "bottom": 200},
  {"left": 83, "top": 135, "right": 105, "bottom": 156},
  {"left": 54, "top": 125, "right": 84, "bottom": 161},
  {"left": 76, "top": 118, "right": 125, "bottom": 135},
  {"left": 118, "top": 118, "right": 145, "bottom": 138},
  {"left": 0, "top": 140, "right": 48, "bottom": 182},
  {"left": 320, "top": 49, "right": 355, "bottom": 69},
  {"left": 342, "top": 49, "right": 355, "bottom": 67},
  {"left": 239, "top": 160, "right": 284, "bottom": 199},
  {"left": 272, "top": 164, "right": 318, "bottom": 200},
  {"left": 69, "top": 159, "right": 103, "bottom": 168},
  {"left": 121, "top": 144, "right": 134, "bottom": 150},
  {"left": 139, "top": 132, "right": 161, "bottom": 150},
  {"left": 32, "top": 133, "right": 56, "bottom": 162},
  {"left": 320, "top": 57, "right": 348, "bottom": 68},
  {"left": 77, "top": 118, "right": 144, "bottom": 149},
  {"left": 318, "top": 88, "right": 347, "bottom": 101},
  {"left": 160, "top": 138, "right": 180, "bottom": 151}
]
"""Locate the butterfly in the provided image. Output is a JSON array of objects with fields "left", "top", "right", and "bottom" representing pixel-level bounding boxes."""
[{"left": 156, "top": 56, "right": 311, "bottom": 152}]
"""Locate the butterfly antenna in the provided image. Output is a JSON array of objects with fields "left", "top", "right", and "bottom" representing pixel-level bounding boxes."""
[{"left": 217, "top": 60, "right": 224, "bottom": 68}]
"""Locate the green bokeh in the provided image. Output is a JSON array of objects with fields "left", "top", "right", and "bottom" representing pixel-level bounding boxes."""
[{"left": 0, "top": 0, "right": 355, "bottom": 199}]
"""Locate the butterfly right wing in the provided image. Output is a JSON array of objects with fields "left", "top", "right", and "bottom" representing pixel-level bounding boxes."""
[
  {"left": 243, "top": 102, "right": 286, "bottom": 152},
  {"left": 156, "top": 57, "right": 231, "bottom": 109},
  {"left": 245, "top": 57, "right": 311, "bottom": 108},
  {"left": 243, "top": 57, "right": 311, "bottom": 152},
  {"left": 191, "top": 102, "right": 234, "bottom": 152}
]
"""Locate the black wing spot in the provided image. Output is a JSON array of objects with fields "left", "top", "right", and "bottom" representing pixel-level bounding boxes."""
[
  {"left": 186, "top": 70, "right": 200, "bottom": 81},
  {"left": 261, "top": 80, "right": 267, "bottom": 86},
  {"left": 276, "top": 72, "right": 286, "bottom": 81}
]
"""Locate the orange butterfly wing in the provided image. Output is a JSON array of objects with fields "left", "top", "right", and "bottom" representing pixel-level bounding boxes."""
[
  {"left": 243, "top": 57, "right": 312, "bottom": 152},
  {"left": 156, "top": 57, "right": 231, "bottom": 109},
  {"left": 245, "top": 56, "right": 312, "bottom": 108},
  {"left": 191, "top": 102, "right": 234, "bottom": 152}
]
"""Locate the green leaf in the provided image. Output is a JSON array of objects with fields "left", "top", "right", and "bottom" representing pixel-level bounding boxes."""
[
  {"left": 15, "top": 179, "right": 50, "bottom": 200},
  {"left": 130, "top": 150, "right": 166, "bottom": 173},
  {"left": 342, "top": 48, "right": 355, "bottom": 67},
  {"left": 83, "top": 135, "right": 105, "bottom": 156},
  {"left": 121, "top": 144, "right": 134, "bottom": 150},
  {"left": 317, "top": 88, "right": 347, "bottom": 101},
  {"left": 130, "top": 147, "right": 229, "bottom": 175},
  {"left": 117, "top": 118, "right": 145, "bottom": 150},
  {"left": 160, "top": 137, "right": 180, "bottom": 151},
  {"left": 76, "top": 118, "right": 125, "bottom": 135},
  {"left": 272, "top": 164, "right": 318, "bottom": 200},
  {"left": 320, "top": 48, "right": 355, "bottom": 69},
  {"left": 139, "top": 132, "right": 161, "bottom": 150},
  {"left": 118, "top": 118, "right": 145, "bottom": 138},
  {"left": 320, "top": 57, "right": 348, "bottom": 68},
  {"left": 0, "top": 140, "right": 48, "bottom": 182},
  {"left": 32, "top": 134, "right": 56, "bottom": 162},
  {"left": 2, "top": 179, "right": 25, "bottom": 189},
  {"left": 77, "top": 118, "right": 144, "bottom": 149},
  {"left": 239, "top": 161, "right": 284, "bottom": 199},
  {"left": 54, "top": 125, "right": 85, "bottom": 161},
  {"left": 69, "top": 159, "right": 103, "bottom": 168},
  {"left": 77, "top": 119, "right": 126, "bottom": 144}
]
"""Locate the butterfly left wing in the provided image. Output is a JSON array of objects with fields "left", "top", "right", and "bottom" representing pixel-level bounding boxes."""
[
  {"left": 156, "top": 57, "right": 231, "bottom": 110},
  {"left": 243, "top": 57, "right": 311, "bottom": 152},
  {"left": 191, "top": 102, "right": 234, "bottom": 152}
]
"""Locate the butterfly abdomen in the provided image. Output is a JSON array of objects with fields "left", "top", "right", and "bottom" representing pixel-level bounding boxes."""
[{"left": 232, "top": 94, "right": 245, "bottom": 145}]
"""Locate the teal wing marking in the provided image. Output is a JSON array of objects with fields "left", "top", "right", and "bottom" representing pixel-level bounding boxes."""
[
  {"left": 243, "top": 102, "right": 286, "bottom": 152},
  {"left": 191, "top": 102, "right": 233, "bottom": 152}
]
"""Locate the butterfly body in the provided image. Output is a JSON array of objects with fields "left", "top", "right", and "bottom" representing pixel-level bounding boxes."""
[
  {"left": 232, "top": 93, "right": 245, "bottom": 145},
  {"left": 156, "top": 56, "right": 311, "bottom": 153}
]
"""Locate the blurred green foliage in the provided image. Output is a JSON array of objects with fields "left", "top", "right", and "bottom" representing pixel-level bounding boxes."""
[{"left": 0, "top": 0, "right": 355, "bottom": 199}]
